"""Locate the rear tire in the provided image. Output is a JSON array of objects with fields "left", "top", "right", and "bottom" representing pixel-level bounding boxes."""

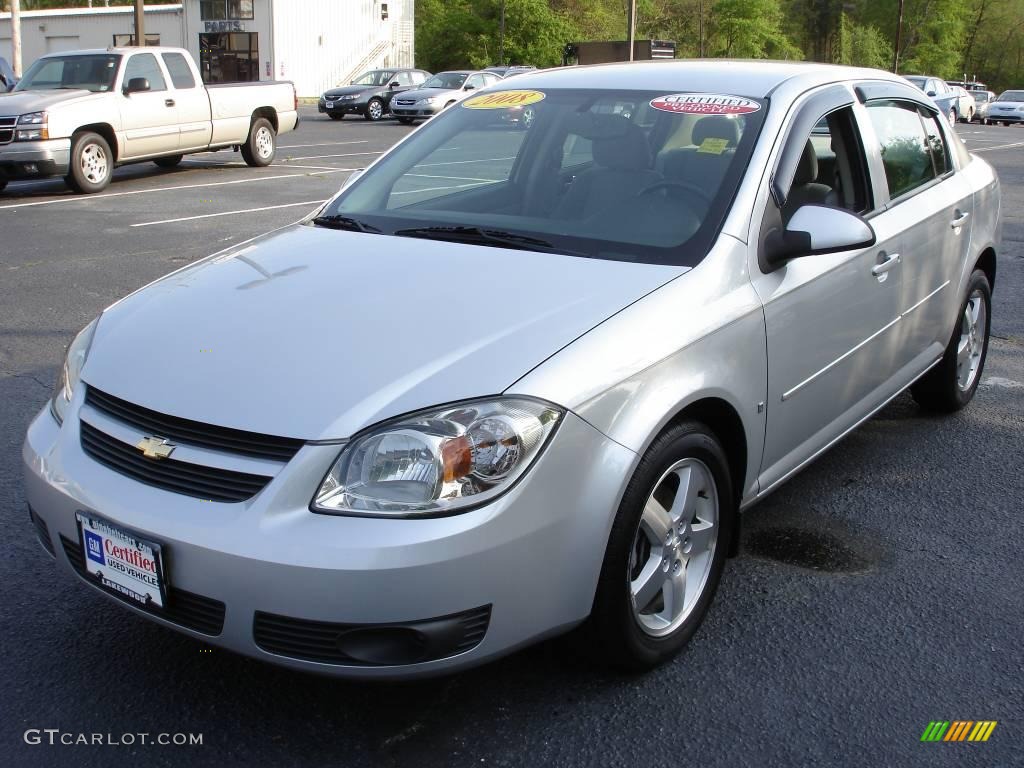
[
  {"left": 911, "top": 269, "right": 991, "bottom": 413},
  {"left": 65, "top": 131, "right": 112, "bottom": 194},
  {"left": 584, "top": 421, "right": 733, "bottom": 671},
  {"left": 153, "top": 154, "right": 183, "bottom": 169},
  {"left": 240, "top": 117, "right": 276, "bottom": 167}
]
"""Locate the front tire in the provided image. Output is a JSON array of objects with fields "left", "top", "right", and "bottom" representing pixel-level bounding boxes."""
[
  {"left": 240, "top": 117, "right": 276, "bottom": 167},
  {"left": 364, "top": 98, "right": 384, "bottom": 121},
  {"left": 397, "top": 117, "right": 414, "bottom": 125},
  {"left": 585, "top": 421, "right": 733, "bottom": 671},
  {"left": 911, "top": 269, "right": 991, "bottom": 412},
  {"left": 949, "top": 108, "right": 958, "bottom": 124},
  {"left": 65, "top": 131, "right": 112, "bottom": 193},
  {"left": 153, "top": 154, "right": 183, "bottom": 169}
]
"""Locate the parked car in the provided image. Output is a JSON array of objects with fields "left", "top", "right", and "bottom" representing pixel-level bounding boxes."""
[
  {"left": 903, "top": 75, "right": 960, "bottom": 122},
  {"left": 949, "top": 86, "right": 976, "bottom": 122},
  {"left": 318, "top": 68, "right": 432, "bottom": 122},
  {"left": 389, "top": 70, "right": 503, "bottom": 123},
  {"left": 24, "top": 61, "right": 1000, "bottom": 679},
  {"left": 0, "top": 47, "right": 297, "bottom": 194},
  {"left": 969, "top": 89, "right": 996, "bottom": 124},
  {"left": 484, "top": 65, "right": 537, "bottom": 78},
  {"left": 0, "top": 56, "right": 17, "bottom": 92},
  {"left": 987, "top": 89, "right": 1024, "bottom": 125}
]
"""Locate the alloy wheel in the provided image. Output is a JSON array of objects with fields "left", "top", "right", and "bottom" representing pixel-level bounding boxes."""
[
  {"left": 80, "top": 143, "right": 108, "bottom": 185},
  {"left": 255, "top": 126, "right": 274, "bottom": 159},
  {"left": 956, "top": 288, "right": 986, "bottom": 391}
]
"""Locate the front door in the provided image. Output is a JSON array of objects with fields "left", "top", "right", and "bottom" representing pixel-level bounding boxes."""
[
  {"left": 118, "top": 52, "right": 179, "bottom": 159},
  {"left": 751, "top": 96, "right": 904, "bottom": 492}
]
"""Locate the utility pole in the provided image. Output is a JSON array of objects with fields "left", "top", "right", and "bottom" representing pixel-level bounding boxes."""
[
  {"left": 10, "top": 0, "right": 21, "bottom": 77},
  {"left": 499, "top": 0, "right": 505, "bottom": 65},
  {"left": 626, "top": 0, "right": 637, "bottom": 61},
  {"left": 892, "top": 0, "right": 904, "bottom": 72},
  {"left": 134, "top": 0, "right": 146, "bottom": 46},
  {"left": 698, "top": 0, "right": 704, "bottom": 57}
]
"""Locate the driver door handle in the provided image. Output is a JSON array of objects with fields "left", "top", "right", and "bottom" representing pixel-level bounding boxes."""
[
  {"left": 871, "top": 252, "right": 901, "bottom": 277},
  {"left": 165, "top": 99, "right": 176, "bottom": 107},
  {"left": 950, "top": 211, "right": 970, "bottom": 229}
]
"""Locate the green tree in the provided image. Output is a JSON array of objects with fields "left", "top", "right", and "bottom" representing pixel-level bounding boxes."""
[{"left": 711, "top": 0, "right": 802, "bottom": 58}]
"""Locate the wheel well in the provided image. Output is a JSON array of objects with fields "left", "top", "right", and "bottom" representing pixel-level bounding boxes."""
[
  {"left": 975, "top": 247, "right": 996, "bottom": 292},
  {"left": 662, "top": 397, "right": 747, "bottom": 555},
  {"left": 251, "top": 107, "right": 278, "bottom": 132},
  {"left": 75, "top": 123, "right": 118, "bottom": 162}
]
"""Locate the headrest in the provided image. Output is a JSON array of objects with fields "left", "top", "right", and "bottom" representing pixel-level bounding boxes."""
[
  {"left": 793, "top": 141, "right": 819, "bottom": 185},
  {"left": 691, "top": 115, "right": 741, "bottom": 147},
  {"left": 583, "top": 115, "right": 651, "bottom": 171}
]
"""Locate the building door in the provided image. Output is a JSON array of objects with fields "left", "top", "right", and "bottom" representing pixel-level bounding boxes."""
[{"left": 199, "top": 32, "right": 259, "bottom": 83}]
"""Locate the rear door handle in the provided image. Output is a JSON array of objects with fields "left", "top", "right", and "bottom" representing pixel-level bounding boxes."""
[
  {"left": 871, "top": 252, "right": 901, "bottom": 277},
  {"left": 951, "top": 211, "right": 970, "bottom": 229},
  {"left": 165, "top": 99, "right": 176, "bottom": 107}
]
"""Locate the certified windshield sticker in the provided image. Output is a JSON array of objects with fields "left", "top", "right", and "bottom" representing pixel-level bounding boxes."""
[
  {"left": 463, "top": 90, "right": 546, "bottom": 109},
  {"left": 650, "top": 93, "right": 761, "bottom": 115}
]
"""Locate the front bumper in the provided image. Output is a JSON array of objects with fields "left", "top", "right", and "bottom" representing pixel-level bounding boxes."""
[
  {"left": 319, "top": 100, "right": 364, "bottom": 115},
  {"left": 391, "top": 106, "right": 437, "bottom": 118},
  {"left": 991, "top": 111, "right": 1024, "bottom": 122},
  {"left": 23, "top": 400, "right": 636, "bottom": 679},
  {"left": 0, "top": 137, "right": 71, "bottom": 179}
]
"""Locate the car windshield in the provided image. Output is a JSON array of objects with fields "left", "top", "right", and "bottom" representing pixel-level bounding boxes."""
[
  {"left": 15, "top": 54, "right": 120, "bottom": 93},
  {"left": 423, "top": 73, "right": 468, "bottom": 90},
  {"left": 904, "top": 77, "right": 927, "bottom": 89},
  {"left": 997, "top": 90, "right": 1024, "bottom": 101},
  {"left": 319, "top": 88, "right": 766, "bottom": 266},
  {"left": 351, "top": 70, "right": 395, "bottom": 86},
  {"left": 971, "top": 91, "right": 990, "bottom": 102}
]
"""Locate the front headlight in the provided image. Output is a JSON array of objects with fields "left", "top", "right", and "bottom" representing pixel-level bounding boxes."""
[
  {"left": 312, "top": 398, "right": 563, "bottom": 517},
  {"left": 419, "top": 97, "right": 438, "bottom": 105},
  {"left": 341, "top": 94, "right": 358, "bottom": 101},
  {"left": 16, "top": 111, "right": 48, "bottom": 140},
  {"left": 51, "top": 318, "right": 98, "bottom": 424},
  {"left": 18, "top": 111, "right": 46, "bottom": 125}
]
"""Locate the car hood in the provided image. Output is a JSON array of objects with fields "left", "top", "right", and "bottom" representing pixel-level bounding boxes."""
[
  {"left": 83, "top": 225, "right": 683, "bottom": 441},
  {"left": 0, "top": 89, "right": 97, "bottom": 112},
  {"left": 399, "top": 87, "right": 459, "bottom": 101},
  {"left": 989, "top": 100, "right": 1024, "bottom": 110},
  {"left": 323, "top": 85, "right": 376, "bottom": 99}
]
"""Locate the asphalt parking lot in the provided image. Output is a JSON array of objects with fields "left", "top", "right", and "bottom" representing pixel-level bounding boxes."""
[{"left": 1, "top": 110, "right": 1022, "bottom": 768}]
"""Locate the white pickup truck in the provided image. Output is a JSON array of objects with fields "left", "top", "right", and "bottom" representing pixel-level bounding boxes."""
[{"left": 0, "top": 46, "right": 298, "bottom": 194}]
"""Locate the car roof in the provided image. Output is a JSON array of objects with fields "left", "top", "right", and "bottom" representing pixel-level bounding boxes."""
[{"left": 508, "top": 60, "right": 910, "bottom": 99}]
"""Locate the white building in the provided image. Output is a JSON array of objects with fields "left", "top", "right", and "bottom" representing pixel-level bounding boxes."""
[{"left": 0, "top": 0, "right": 415, "bottom": 96}]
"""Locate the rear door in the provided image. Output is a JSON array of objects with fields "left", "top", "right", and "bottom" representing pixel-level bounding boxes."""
[
  {"left": 858, "top": 98, "right": 973, "bottom": 369},
  {"left": 117, "top": 52, "right": 179, "bottom": 159},
  {"left": 161, "top": 51, "right": 212, "bottom": 152}
]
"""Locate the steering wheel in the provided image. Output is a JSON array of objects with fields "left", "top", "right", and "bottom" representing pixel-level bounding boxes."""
[{"left": 639, "top": 181, "right": 712, "bottom": 216}]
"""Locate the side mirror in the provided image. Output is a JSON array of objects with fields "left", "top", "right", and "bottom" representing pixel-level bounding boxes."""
[
  {"left": 464, "top": 84, "right": 475, "bottom": 91},
  {"left": 926, "top": 90, "right": 936, "bottom": 97},
  {"left": 389, "top": 81, "right": 400, "bottom": 88},
  {"left": 764, "top": 205, "right": 876, "bottom": 267},
  {"left": 123, "top": 77, "right": 150, "bottom": 95}
]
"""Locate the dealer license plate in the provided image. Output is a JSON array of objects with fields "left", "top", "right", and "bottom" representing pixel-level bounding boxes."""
[
  {"left": 76, "top": 512, "right": 167, "bottom": 608},
  {"left": 326, "top": 101, "right": 335, "bottom": 109}
]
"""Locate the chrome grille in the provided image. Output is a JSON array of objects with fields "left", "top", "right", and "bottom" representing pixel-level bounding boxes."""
[{"left": 0, "top": 117, "right": 16, "bottom": 145}]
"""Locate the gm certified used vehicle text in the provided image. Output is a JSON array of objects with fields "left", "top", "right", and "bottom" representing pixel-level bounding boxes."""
[{"left": 24, "top": 61, "right": 1001, "bottom": 678}]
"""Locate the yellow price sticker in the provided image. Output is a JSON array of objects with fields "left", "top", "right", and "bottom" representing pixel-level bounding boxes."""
[
  {"left": 697, "top": 137, "right": 729, "bottom": 155},
  {"left": 463, "top": 90, "right": 546, "bottom": 109}
]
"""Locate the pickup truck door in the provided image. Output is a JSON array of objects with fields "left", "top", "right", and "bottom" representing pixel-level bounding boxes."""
[
  {"left": 118, "top": 52, "right": 179, "bottom": 159},
  {"left": 161, "top": 51, "right": 212, "bottom": 152}
]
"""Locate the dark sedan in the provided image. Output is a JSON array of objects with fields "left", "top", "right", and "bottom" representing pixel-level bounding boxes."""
[{"left": 319, "top": 68, "right": 432, "bottom": 121}]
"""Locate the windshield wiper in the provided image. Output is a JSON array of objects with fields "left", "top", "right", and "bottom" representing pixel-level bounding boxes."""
[
  {"left": 393, "top": 226, "right": 569, "bottom": 253},
  {"left": 311, "top": 214, "right": 382, "bottom": 234}
]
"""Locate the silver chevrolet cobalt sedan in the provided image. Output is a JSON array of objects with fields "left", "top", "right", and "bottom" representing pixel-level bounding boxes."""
[{"left": 24, "top": 61, "right": 1000, "bottom": 678}]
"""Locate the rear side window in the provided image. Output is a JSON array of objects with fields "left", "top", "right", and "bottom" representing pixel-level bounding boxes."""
[
  {"left": 123, "top": 53, "right": 167, "bottom": 92},
  {"left": 865, "top": 101, "right": 935, "bottom": 200},
  {"left": 161, "top": 53, "right": 195, "bottom": 89},
  {"left": 921, "top": 113, "right": 950, "bottom": 175}
]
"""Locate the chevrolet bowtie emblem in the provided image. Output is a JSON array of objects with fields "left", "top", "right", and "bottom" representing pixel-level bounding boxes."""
[{"left": 136, "top": 436, "right": 176, "bottom": 460}]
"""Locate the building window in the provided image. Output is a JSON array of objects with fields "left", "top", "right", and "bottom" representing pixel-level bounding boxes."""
[
  {"left": 201, "top": 0, "right": 254, "bottom": 20},
  {"left": 113, "top": 34, "right": 161, "bottom": 47},
  {"left": 199, "top": 32, "right": 259, "bottom": 83}
]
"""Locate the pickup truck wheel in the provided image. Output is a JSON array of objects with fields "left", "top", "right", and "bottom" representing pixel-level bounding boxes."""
[
  {"left": 364, "top": 98, "right": 384, "bottom": 121},
  {"left": 66, "top": 131, "right": 112, "bottom": 193},
  {"left": 241, "top": 117, "right": 276, "bottom": 167},
  {"left": 154, "top": 154, "right": 183, "bottom": 169},
  {"left": 911, "top": 269, "right": 991, "bottom": 412}
]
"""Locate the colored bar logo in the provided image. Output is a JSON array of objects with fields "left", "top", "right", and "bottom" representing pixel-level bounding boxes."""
[{"left": 920, "top": 721, "right": 997, "bottom": 742}]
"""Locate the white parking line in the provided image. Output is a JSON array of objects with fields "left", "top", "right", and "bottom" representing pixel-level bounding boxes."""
[
  {"left": 0, "top": 170, "right": 351, "bottom": 211},
  {"left": 414, "top": 156, "right": 517, "bottom": 167},
  {"left": 183, "top": 159, "right": 348, "bottom": 171},
  {"left": 391, "top": 180, "right": 499, "bottom": 196},
  {"left": 405, "top": 173, "right": 501, "bottom": 182},
  {"left": 972, "top": 140, "right": 1024, "bottom": 153},
  {"left": 276, "top": 141, "right": 369, "bottom": 149},
  {"left": 131, "top": 199, "right": 327, "bottom": 227},
  {"left": 278, "top": 151, "right": 384, "bottom": 160}
]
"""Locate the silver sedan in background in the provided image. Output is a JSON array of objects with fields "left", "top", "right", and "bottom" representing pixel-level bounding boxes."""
[
  {"left": 24, "top": 61, "right": 1000, "bottom": 679},
  {"left": 389, "top": 69, "right": 502, "bottom": 123}
]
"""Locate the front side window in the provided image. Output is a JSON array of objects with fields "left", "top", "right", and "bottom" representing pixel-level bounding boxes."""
[
  {"left": 352, "top": 70, "right": 393, "bottom": 87},
  {"left": 14, "top": 54, "right": 120, "bottom": 93},
  {"left": 320, "top": 88, "right": 767, "bottom": 266},
  {"left": 865, "top": 101, "right": 936, "bottom": 200},
  {"left": 423, "top": 73, "right": 468, "bottom": 90},
  {"left": 123, "top": 53, "right": 167, "bottom": 92}
]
